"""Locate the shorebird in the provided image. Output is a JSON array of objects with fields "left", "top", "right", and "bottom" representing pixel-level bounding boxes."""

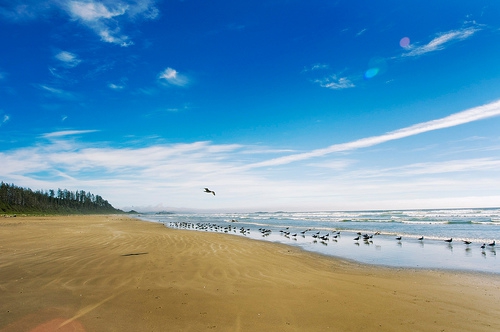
[
  {"left": 481, "top": 243, "right": 486, "bottom": 249},
  {"left": 418, "top": 236, "right": 424, "bottom": 241},
  {"left": 395, "top": 236, "right": 402, "bottom": 241},
  {"left": 463, "top": 240, "right": 472, "bottom": 245},
  {"left": 204, "top": 188, "right": 215, "bottom": 195},
  {"left": 488, "top": 240, "right": 496, "bottom": 246},
  {"left": 353, "top": 236, "right": 360, "bottom": 241},
  {"left": 444, "top": 238, "right": 453, "bottom": 243}
]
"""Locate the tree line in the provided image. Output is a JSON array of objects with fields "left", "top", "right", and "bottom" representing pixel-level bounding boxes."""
[{"left": 0, "top": 182, "right": 123, "bottom": 214}]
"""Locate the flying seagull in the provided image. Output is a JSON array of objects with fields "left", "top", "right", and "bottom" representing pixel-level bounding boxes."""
[{"left": 204, "top": 188, "right": 215, "bottom": 196}]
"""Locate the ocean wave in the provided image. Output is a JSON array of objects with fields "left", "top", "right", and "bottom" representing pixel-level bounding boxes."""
[{"left": 400, "top": 220, "right": 448, "bottom": 225}]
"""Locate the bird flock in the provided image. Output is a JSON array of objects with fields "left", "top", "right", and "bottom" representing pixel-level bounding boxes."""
[
  {"left": 277, "top": 227, "right": 342, "bottom": 245},
  {"left": 168, "top": 221, "right": 251, "bottom": 235},
  {"left": 390, "top": 235, "right": 496, "bottom": 250},
  {"left": 198, "top": 188, "right": 496, "bottom": 254},
  {"left": 167, "top": 221, "right": 496, "bottom": 254}
]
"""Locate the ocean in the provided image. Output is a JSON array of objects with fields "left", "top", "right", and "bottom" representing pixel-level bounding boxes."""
[{"left": 138, "top": 208, "right": 499, "bottom": 274}]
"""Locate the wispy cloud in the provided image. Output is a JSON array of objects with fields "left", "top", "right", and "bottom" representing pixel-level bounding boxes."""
[
  {"left": 158, "top": 67, "right": 190, "bottom": 87},
  {"left": 402, "top": 26, "right": 479, "bottom": 57},
  {"left": 48, "top": 67, "right": 64, "bottom": 79},
  {"left": 243, "top": 99, "right": 500, "bottom": 169},
  {"left": 398, "top": 158, "right": 500, "bottom": 176},
  {"left": 302, "top": 63, "right": 330, "bottom": 73},
  {"left": 55, "top": 50, "right": 81, "bottom": 67},
  {"left": 1, "top": 114, "right": 10, "bottom": 127},
  {"left": 2, "top": 132, "right": 498, "bottom": 211},
  {"left": 108, "top": 77, "right": 127, "bottom": 90},
  {"left": 0, "top": 140, "right": 247, "bottom": 207},
  {"left": 348, "top": 158, "right": 500, "bottom": 179},
  {"left": 308, "top": 159, "right": 356, "bottom": 171},
  {"left": 68, "top": 1, "right": 127, "bottom": 21},
  {"left": 65, "top": 0, "right": 133, "bottom": 46},
  {"left": 108, "top": 83, "right": 125, "bottom": 90},
  {"left": 37, "top": 84, "right": 76, "bottom": 99},
  {"left": 313, "top": 75, "right": 355, "bottom": 90},
  {"left": 0, "top": 0, "right": 160, "bottom": 46},
  {"left": 356, "top": 28, "right": 367, "bottom": 36},
  {"left": 154, "top": 103, "right": 192, "bottom": 114},
  {"left": 0, "top": 1, "right": 53, "bottom": 21},
  {"left": 304, "top": 64, "right": 355, "bottom": 90},
  {"left": 42, "top": 130, "right": 99, "bottom": 138},
  {"left": 125, "top": 0, "right": 159, "bottom": 19}
]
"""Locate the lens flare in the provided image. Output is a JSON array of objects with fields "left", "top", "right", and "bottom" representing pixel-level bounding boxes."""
[
  {"left": 399, "top": 37, "right": 410, "bottom": 48},
  {"left": 364, "top": 68, "right": 379, "bottom": 79},
  {"left": 364, "top": 57, "right": 387, "bottom": 79}
]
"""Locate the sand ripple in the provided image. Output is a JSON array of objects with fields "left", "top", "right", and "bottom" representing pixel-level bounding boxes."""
[{"left": 1, "top": 215, "right": 499, "bottom": 331}]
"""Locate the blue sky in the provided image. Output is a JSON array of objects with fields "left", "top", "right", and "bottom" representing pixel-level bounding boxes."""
[{"left": 1, "top": 0, "right": 500, "bottom": 212}]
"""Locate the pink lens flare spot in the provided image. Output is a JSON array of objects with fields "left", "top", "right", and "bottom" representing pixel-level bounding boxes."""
[{"left": 399, "top": 37, "right": 410, "bottom": 48}]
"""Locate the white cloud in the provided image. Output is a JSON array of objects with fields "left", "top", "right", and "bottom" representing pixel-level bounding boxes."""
[
  {"left": 348, "top": 158, "right": 500, "bottom": 179},
  {"left": 2, "top": 108, "right": 500, "bottom": 211},
  {"left": 399, "top": 158, "right": 500, "bottom": 175},
  {"left": 127, "top": 0, "right": 159, "bottom": 19},
  {"left": 1, "top": 114, "right": 10, "bottom": 126},
  {"left": 302, "top": 63, "right": 329, "bottom": 73},
  {"left": 243, "top": 99, "right": 500, "bottom": 169},
  {"left": 0, "top": 0, "right": 159, "bottom": 22},
  {"left": 48, "top": 67, "right": 63, "bottom": 79},
  {"left": 108, "top": 83, "right": 125, "bottom": 90},
  {"left": 0, "top": 1, "right": 53, "bottom": 21},
  {"left": 402, "top": 27, "right": 479, "bottom": 57},
  {"left": 0, "top": 140, "right": 248, "bottom": 208},
  {"left": 65, "top": 0, "right": 131, "bottom": 46},
  {"left": 61, "top": 0, "right": 159, "bottom": 46},
  {"left": 314, "top": 75, "right": 355, "bottom": 90},
  {"left": 308, "top": 159, "right": 356, "bottom": 170},
  {"left": 68, "top": 1, "right": 127, "bottom": 21},
  {"left": 98, "top": 28, "right": 133, "bottom": 46},
  {"left": 55, "top": 50, "right": 82, "bottom": 67},
  {"left": 158, "top": 67, "right": 189, "bottom": 87},
  {"left": 2, "top": 135, "right": 499, "bottom": 211},
  {"left": 356, "top": 28, "right": 367, "bottom": 36},
  {"left": 42, "top": 130, "right": 99, "bottom": 138},
  {"left": 37, "top": 84, "right": 75, "bottom": 99}
]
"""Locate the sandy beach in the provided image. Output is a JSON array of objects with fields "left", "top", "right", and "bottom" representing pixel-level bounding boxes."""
[{"left": 1, "top": 215, "right": 499, "bottom": 331}]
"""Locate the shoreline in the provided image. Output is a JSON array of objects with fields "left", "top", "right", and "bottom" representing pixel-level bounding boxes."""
[
  {"left": 157, "top": 217, "right": 499, "bottom": 275},
  {"left": 165, "top": 221, "right": 500, "bottom": 276},
  {"left": 1, "top": 215, "right": 499, "bottom": 331}
]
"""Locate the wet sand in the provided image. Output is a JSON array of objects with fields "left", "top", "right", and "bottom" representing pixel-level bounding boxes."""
[{"left": 1, "top": 215, "right": 499, "bottom": 331}]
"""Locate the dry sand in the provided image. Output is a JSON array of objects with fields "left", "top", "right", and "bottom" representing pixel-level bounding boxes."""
[{"left": 1, "top": 215, "right": 499, "bottom": 331}]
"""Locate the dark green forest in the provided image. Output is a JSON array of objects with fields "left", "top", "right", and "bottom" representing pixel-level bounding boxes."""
[{"left": 0, "top": 182, "right": 123, "bottom": 215}]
